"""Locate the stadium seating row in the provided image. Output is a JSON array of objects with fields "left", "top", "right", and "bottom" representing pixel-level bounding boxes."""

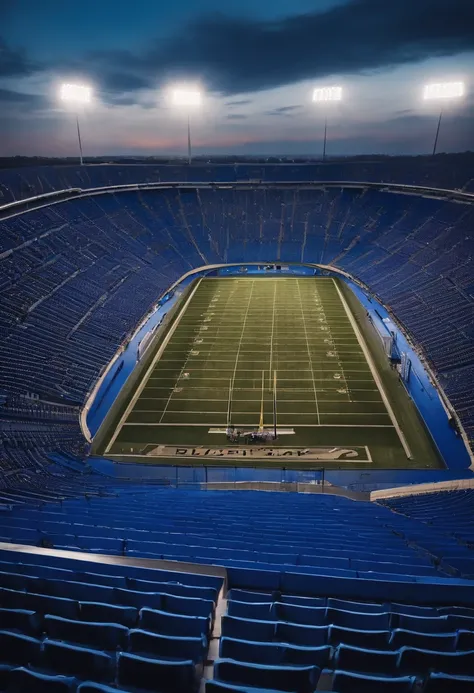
[
  {"left": 1, "top": 155, "right": 473, "bottom": 205},
  {"left": 1, "top": 179, "right": 474, "bottom": 473}
]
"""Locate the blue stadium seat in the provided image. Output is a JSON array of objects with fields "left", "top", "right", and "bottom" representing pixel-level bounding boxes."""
[
  {"left": 129, "top": 629, "right": 206, "bottom": 662},
  {"left": 128, "top": 577, "right": 217, "bottom": 602},
  {"left": 393, "top": 614, "right": 451, "bottom": 633},
  {"left": 227, "top": 601, "right": 276, "bottom": 621},
  {"left": 206, "top": 681, "right": 287, "bottom": 693},
  {"left": 279, "top": 595, "right": 326, "bottom": 609},
  {"left": 214, "top": 658, "right": 320, "bottom": 692},
  {"left": 457, "top": 630, "right": 474, "bottom": 651},
  {"left": 221, "top": 616, "right": 276, "bottom": 642},
  {"left": 277, "top": 602, "right": 326, "bottom": 626},
  {"left": 228, "top": 590, "right": 275, "bottom": 604},
  {"left": 161, "top": 592, "right": 214, "bottom": 618},
  {"left": 334, "top": 644, "right": 399, "bottom": 675},
  {"left": 0, "top": 608, "right": 42, "bottom": 636},
  {"left": 326, "top": 608, "right": 390, "bottom": 630},
  {"left": 79, "top": 601, "right": 138, "bottom": 628},
  {"left": 0, "top": 588, "right": 79, "bottom": 620},
  {"left": 424, "top": 672, "right": 474, "bottom": 693},
  {"left": 277, "top": 622, "right": 328, "bottom": 647},
  {"left": 390, "top": 603, "right": 438, "bottom": 617},
  {"left": 398, "top": 647, "right": 474, "bottom": 676},
  {"left": 220, "top": 637, "right": 330, "bottom": 668},
  {"left": 6, "top": 667, "right": 76, "bottom": 693},
  {"left": 118, "top": 651, "right": 197, "bottom": 692},
  {"left": 333, "top": 670, "right": 416, "bottom": 692},
  {"left": 328, "top": 625, "right": 390, "bottom": 650},
  {"left": 327, "top": 598, "right": 384, "bottom": 613},
  {"left": 113, "top": 587, "right": 162, "bottom": 610},
  {"left": 0, "top": 630, "right": 41, "bottom": 666},
  {"left": 43, "top": 639, "right": 115, "bottom": 682},
  {"left": 0, "top": 665, "right": 12, "bottom": 690},
  {"left": 389, "top": 628, "right": 457, "bottom": 651},
  {"left": 44, "top": 614, "right": 129, "bottom": 650},
  {"left": 78, "top": 684, "right": 135, "bottom": 693},
  {"left": 139, "top": 607, "right": 209, "bottom": 638}
]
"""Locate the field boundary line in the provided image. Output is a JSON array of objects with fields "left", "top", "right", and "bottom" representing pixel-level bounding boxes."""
[
  {"left": 105, "top": 277, "right": 203, "bottom": 453},
  {"left": 332, "top": 278, "right": 412, "bottom": 459}
]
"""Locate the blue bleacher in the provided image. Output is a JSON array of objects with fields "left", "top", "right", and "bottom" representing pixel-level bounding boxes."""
[
  {"left": 0, "top": 484, "right": 472, "bottom": 689},
  {"left": 1, "top": 161, "right": 474, "bottom": 690}
]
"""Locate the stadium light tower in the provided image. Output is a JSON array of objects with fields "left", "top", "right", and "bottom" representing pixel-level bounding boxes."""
[
  {"left": 312, "top": 86, "right": 342, "bottom": 161},
  {"left": 171, "top": 87, "right": 202, "bottom": 164},
  {"left": 59, "top": 83, "right": 92, "bottom": 165},
  {"left": 423, "top": 81, "right": 465, "bottom": 156}
]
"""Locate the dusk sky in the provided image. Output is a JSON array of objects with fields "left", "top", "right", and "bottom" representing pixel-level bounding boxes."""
[{"left": 1, "top": 0, "right": 473, "bottom": 157}]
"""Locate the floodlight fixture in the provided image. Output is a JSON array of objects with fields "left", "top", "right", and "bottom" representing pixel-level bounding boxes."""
[
  {"left": 312, "top": 85, "right": 343, "bottom": 161},
  {"left": 60, "top": 82, "right": 92, "bottom": 105},
  {"left": 59, "top": 82, "right": 93, "bottom": 166},
  {"left": 422, "top": 81, "right": 466, "bottom": 155},
  {"left": 312, "top": 85, "right": 343, "bottom": 103},
  {"left": 423, "top": 81, "right": 465, "bottom": 100},
  {"left": 171, "top": 88, "right": 202, "bottom": 108},
  {"left": 169, "top": 86, "right": 203, "bottom": 164}
]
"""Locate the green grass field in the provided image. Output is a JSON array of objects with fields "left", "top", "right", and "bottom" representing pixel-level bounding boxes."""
[{"left": 97, "top": 276, "right": 443, "bottom": 470}]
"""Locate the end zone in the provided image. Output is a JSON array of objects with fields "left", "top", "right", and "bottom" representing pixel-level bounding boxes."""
[{"left": 140, "top": 444, "right": 373, "bottom": 462}]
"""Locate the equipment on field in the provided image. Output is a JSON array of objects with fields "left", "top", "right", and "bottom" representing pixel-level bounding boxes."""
[{"left": 226, "top": 370, "right": 278, "bottom": 444}]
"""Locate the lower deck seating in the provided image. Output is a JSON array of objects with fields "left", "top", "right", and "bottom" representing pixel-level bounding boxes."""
[
  {"left": 207, "top": 588, "right": 474, "bottom": 692},
  {"left": 0, "top": 548, "right": 220, "bottom": 692},
  {"left": 1, "top": 487, "right": 474, "bottom": 691}
]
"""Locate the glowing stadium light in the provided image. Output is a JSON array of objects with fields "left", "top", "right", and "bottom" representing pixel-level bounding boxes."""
[
  {"left": 59, "top": 83, "right": 93, "bottom": 166},
  {"left": 59, "top": 82, "right": 92, "bottom": 105},
  {"left": 311, "top": 86, "right": 343, "bottom": 161},
  {"left": 312, "top": 86, "right": 343, "bottom": 103},
  {"left": 422, "top": 81, "right": 466, "bottom": 156},
  {"left": 423, "top": 81, "right": 465, "bottom": 100},
  {"left": 169, "top": 86, "right": 203, "bottom": 164},
  {"left": 171, "top": 88, "right": 202, "bottom": 108}
]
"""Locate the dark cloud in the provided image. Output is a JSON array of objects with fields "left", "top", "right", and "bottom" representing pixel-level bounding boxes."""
[
  {"left": 0, "top": 88, "right": 46, "bottom": 107},
  {"left": 226, "top": 113, "right": 247, "bottom": 119},
  {"left": 101, "top": 72, "right": 150, "bottom": 92},
  {"left": 0, "top": 37, "right": 38, "bottom": 77},
  {"left": 94, "top": 0, "right": 474, "bottom": 95},
  {"left": 265, "top": 105, "right": 302, "bottom": 116},
  {"left": 226, "top": 99, "right": 253, "bottom": 106}
]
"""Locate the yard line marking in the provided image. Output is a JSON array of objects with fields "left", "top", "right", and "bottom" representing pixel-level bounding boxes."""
[
  {"left": 332, "top": 278, "right": 412, "bottom": 459},
  {"left": 104, "top": 277, "right": 203, "bottom": 454},
  {"left": 296, "top": 278, "right": 320, "bottom": 424},
  {"left": 230, "top": 279, "right": 256, "bottom": 396},
  {"left": 150, "top": 359, "right": 370, "bottom": 370},
  {"left": 269, "top": 280, "right": 277, "bottom": 391},
  {"left": 136, "top": 397, "right": 384, "bottom": 404},
  {"left": 133, "top": 409, "right": 390, "bottom": 416},
  {"left": 121, "top": 422, "right": 395, "bottom": 428}
]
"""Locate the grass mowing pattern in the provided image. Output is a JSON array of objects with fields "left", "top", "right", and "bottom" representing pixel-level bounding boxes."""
[{"left": 104, "top": 277, "right": 443, "bottom": 469}]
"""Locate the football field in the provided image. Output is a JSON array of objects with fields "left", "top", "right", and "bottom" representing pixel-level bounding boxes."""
[{"left": 98, "top": 277, "right": 442, "bottom": 469}]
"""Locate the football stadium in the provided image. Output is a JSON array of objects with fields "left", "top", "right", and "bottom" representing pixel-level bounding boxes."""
[{"left": 1, "top": 155, "right": 474, "bottom": 693}]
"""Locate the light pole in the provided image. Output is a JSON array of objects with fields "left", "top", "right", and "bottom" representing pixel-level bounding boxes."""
[
  {"left": 59, "top": 83, "right": 92, "bottom": 165},
  {"left": 423, "top": 82, "right": 465, "bottom": 156},
  {"left": 312, "top": 86, "right": 342, "bottom": 161},
  {"left": 171, "top": 88, "right": 202, "bottom": 164}
]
